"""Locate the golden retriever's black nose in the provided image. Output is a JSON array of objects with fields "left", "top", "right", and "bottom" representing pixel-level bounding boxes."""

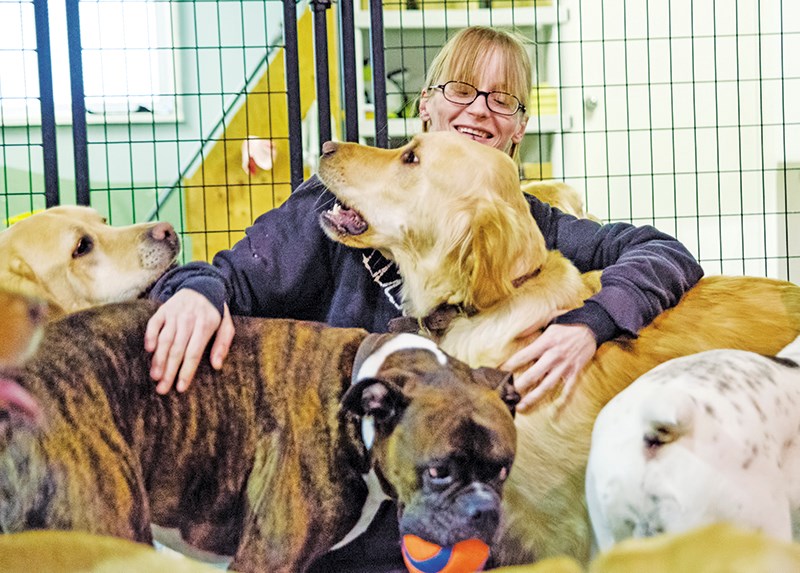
[{"left": 321, "top": 141, "right": 338, "bottom": 157}]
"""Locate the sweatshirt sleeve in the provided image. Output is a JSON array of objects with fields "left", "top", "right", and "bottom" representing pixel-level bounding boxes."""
[
  {"left": 149, "top": 176, "right": 336, "bottom": 320},
  {"left": 529, "top": 195, "right": 704, "bottom": 344}
]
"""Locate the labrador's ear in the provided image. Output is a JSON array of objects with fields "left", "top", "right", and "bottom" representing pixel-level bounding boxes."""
[
  {"left": 1, "top": 256, "right": 65, "bottom": 318},
  {"left": 9, "top": 255, "right": 37, "bottom": 282},
  {"left": 0, "top": 254, "right": 66, "bottom": 319}
]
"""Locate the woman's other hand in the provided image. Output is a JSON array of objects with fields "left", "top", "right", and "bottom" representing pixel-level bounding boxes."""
[
  {"left": 501, "top": 323, "right": 597, "bottom": 413},
  {"left": 144, "top": 289, "right": 235, "bottom": 394}
]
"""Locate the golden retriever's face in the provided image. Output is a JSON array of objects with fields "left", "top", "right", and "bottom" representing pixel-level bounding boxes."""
[
  {"left": 0, "top": 206, "right": 180, "bottom": 316},
  {"left": 317, "top": 132, "right": 548, "bottom": 314},
  {"left": 318, "top": 132, "right": 524, "bottom": 257}
]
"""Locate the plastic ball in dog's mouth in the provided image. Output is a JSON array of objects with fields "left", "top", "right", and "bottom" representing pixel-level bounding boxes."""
[{"left": 401, "top": 534, "right": 490, "bottom": 573}]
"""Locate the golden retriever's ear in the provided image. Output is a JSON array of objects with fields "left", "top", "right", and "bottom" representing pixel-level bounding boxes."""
[
  {"left": 466, "top": 201, "right": 520, "bottom": 310},
  {"left": 464, "top": 198, "right": 549, "bottom": 311}
]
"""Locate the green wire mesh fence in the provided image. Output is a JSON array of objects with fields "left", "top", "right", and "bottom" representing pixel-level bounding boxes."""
[{"left": 1, "top": 0, "right": 797, "bottom": 280}]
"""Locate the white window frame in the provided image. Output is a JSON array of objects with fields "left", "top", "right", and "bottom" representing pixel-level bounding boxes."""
[{"left": 0, "top": 0, "right": 179, "bottom": 126}]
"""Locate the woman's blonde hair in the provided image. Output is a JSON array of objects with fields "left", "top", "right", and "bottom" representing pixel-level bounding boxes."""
[{"left": 421, "top": 26, "right": 533, "bottom": 157}]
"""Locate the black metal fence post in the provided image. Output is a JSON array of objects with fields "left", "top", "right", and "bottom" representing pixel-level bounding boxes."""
[
  {"left": 338, "top": 0, "right": 359, "bottom": 142},
  {"left": 283, "top": 0, "right": 304, "bottom": 190},
  {"left": 312, "top": 0, "right": 332, "bottom": 150},
  {"left": 33, "top": 0, "right": 59, "bottom": 207},
  {"left": 64, "top": 0, "right": 90, "bottom": 205},
  {"left": 368, "top": 0, "right": 388, "bottom": 148}
]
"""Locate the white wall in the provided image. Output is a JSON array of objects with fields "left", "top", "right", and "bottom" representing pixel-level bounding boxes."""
[{"left": 557, "top": 0, "right": 799, "bottom": 280}]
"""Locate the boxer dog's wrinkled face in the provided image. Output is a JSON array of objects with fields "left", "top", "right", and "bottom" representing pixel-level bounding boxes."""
[{"left": 342, "top": 333, "right": 519, "bottom": 547}]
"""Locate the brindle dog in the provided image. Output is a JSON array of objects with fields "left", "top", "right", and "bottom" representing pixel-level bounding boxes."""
[{"left": 0, "top": 300, "right": 517, "bottom": 573}]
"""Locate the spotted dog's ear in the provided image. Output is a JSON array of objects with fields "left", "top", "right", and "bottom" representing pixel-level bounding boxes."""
[
  {"left": 474, "top": 367, "right": 520, "bottom": 416},
  {"left": 341, "top": 377, "right": 409, "bottom": 425}
]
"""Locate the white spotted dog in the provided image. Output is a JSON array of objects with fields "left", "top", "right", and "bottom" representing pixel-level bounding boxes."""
[{"left": 586, "top": 334, "right": 800, "bottom": 550}]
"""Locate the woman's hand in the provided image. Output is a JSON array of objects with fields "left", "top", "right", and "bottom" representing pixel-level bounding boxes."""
[
  {"left": 501, "top": 323, "right": 597, "bottom": 413},
  {"left": 144, "top": 289, "right": 235, "bottom": 394}
]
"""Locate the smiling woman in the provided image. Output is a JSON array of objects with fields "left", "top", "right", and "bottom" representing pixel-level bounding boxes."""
[{"left": 419, "top": 28, "right": 531, "bottom": 158}]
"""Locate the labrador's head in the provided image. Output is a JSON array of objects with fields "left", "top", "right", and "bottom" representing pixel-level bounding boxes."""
[{"left": 0, "top": 206, "right": 180, "bottom": 316}]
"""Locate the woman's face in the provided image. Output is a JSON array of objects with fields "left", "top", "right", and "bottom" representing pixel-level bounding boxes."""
[{"left": 419, "top": 51, "right": 528, "bottom": 155}]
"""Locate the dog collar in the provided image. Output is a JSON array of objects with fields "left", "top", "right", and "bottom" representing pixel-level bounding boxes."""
[
  {"left": 387, "top": 303, "right": 477, "bottom": 338},
  {"left": 511, "top": 267, "right": 541, "bottom": 288},
  {"left": 387, "top": 269, "right": 540, "bottom": 338}
]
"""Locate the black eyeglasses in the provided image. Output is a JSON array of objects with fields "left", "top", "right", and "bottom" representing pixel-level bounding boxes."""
[{"left": 429, "top": 80, "right": 526, "bottom": 116}]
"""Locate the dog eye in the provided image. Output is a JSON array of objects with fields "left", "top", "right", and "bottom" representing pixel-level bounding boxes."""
[
  {"left": 477, "top": 463, "right": 510, "bottom": 483},
  {"left": 426, "top": 464, "right": 453, "bottom": 486},
  {"left": 73, "top": 235, "right": 94, "bottom": 258},
  {"left": 498, "top": 465, "right": 509, "bottom": 482},
  {"left": 401, "top": 149, "right": 419, "bottom": 164}
]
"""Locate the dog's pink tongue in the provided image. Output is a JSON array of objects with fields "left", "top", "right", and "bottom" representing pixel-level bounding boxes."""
[
  {"left": 0, "top": 378, "right": 42, "bottom": 425},
  {"left": 325, "top": 204, "right": 368, "bottom": 235}
]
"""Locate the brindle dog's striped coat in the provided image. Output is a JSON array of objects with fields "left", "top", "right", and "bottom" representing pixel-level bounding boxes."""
[
  {"left": 1, "top": 300, "right": 369, "bottom": 571},
  {"left": 0, "top": 300, "right": 517, "bottom": 573}
]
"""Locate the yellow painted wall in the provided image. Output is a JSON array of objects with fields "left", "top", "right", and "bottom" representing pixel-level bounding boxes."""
[{"left": 184, "top": 7, "right": 341, "bottom": 262}]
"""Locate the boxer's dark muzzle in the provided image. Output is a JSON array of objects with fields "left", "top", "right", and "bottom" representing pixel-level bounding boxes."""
[{"left": 399, "top": 480, "right": 505, "bottom": 547}]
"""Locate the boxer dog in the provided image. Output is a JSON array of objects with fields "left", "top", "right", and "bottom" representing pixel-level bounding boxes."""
[
  {"left": 0, "top": 300, "right": 518, "bottom": 573},
  {"left": 586, "top": 334, "right": 800, "bottom": 549}
]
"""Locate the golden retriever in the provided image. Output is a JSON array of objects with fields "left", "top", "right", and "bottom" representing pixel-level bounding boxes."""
[
  {"left": 0, "top": 206, "right": 180, "bottom": 317},
  {"left": 522, "top": 180, "right": 600, "bottom": 222},
  {"left": 317, "top": 132, "right": 800, "bottom": 565}
]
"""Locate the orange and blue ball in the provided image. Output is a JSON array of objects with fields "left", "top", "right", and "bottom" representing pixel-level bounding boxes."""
[{"left": 401, "top": 534, "right": 490, "bottom": 573}]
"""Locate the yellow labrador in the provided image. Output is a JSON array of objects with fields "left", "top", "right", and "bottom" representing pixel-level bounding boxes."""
[
  {"left": 0, "top": 206, "right": 180, "bottom": 317},
  {"left": 317, "top": 132, "right": 800, "bottom": 565}
]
